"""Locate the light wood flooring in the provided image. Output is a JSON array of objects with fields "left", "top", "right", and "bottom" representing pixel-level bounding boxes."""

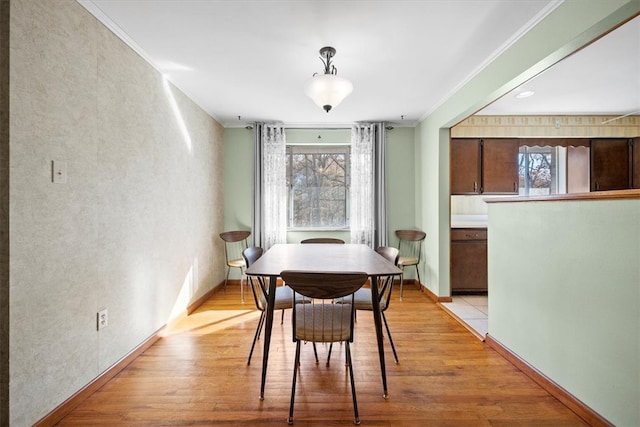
[{"left": 58, "top": 285, "right": 587, "bottom": 426}]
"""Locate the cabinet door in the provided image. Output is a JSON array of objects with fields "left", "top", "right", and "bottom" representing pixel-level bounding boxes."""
[
  {"left": 633, "top": 138, "right": 640, "bottom": 189},
  {"left": 590, "top": 139, "right": 631, "bottom": 191},
  {"left": 451, "top": 239, "right": 487, "bottom": 293},
  {"left": 481, "top": 139, "right": 519, "bottom": 194},
  {"left": 451, "top": 138, "right": 481, "bottom": 194}
]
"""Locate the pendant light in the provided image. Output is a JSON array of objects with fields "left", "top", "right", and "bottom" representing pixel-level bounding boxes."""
[{"left": 304, "top": 46, "right": 353, "bottom": 113}]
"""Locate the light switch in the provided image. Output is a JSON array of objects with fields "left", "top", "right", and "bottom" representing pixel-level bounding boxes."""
[{"left": 52, "top": 160, "right": 67, "bottom": 184}]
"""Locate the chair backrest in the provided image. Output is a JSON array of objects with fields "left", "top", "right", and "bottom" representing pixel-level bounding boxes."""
[
  {"left": 280, "top": 271, "right": 367, "bottom": 300},
  {"left": 242, "top": 246, "right": 263, "bottom": 267},
  {"left": 395, "top": 229, "right": 426, "bottom": 262},
  {"left": 281, "top": 271, "right": 368, "bottom": 343},
  {"left": 375, "top": 246, "right": 400, "bottom": 266},
  {"left": 375, "top": 246, "right": 400, "bottom": 310},
  {"left": 220, "top": 230, "right": 251, "bottom": 263},
  {"left": 300, "top": 238, "right": 345, "bottom": 244},
  {"left": 242, "top": 247, "right": 267, "bottom": 311}
]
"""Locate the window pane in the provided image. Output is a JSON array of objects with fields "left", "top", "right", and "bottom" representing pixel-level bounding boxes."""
[
  {"left": 287, "top": 147, "right": 348, "bottom": 228},
  {"left": 518, "top": 147, "right": 554, "bottom": 196}
]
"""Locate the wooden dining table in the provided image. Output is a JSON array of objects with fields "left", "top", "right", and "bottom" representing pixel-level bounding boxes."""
[{"left": 245, "top": 243, "right": 403, "bottom": 400}]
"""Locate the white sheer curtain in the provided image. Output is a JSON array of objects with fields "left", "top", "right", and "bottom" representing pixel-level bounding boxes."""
[
  {"left": 350, "top": 123, "right": 387, "bottom": 248},
  {"left": 253, "top": 123, "right": 287, "bottom": 250},
  {"left": 350, "top": 124, "right": 375, "bottom": 246}
]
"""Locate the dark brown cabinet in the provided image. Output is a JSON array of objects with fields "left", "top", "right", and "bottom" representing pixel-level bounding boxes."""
[
  {"left": 450, "top": 228, "right": 487, "bottom": 293},
  {"left": 451, "top": 138, "right": 481, "bottom": 194},
  {"left": 590, "top": 138, "right": 632, "bottom": 191},
  {"left": 482, "top": 139, "right": 519, "bottom": 193},
  {"left": 451, "top": 138, "right": 519, "bottom": 194}
]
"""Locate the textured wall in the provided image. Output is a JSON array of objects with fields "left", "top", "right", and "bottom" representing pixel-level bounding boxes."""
[
  {"left": 9, "top": 1, "right": 225, "bottom": 425},
  {"left": 0, "top": 1, "right": 9, "bottom": 425},
  {"left": 452, "top": 115, "right": 640, "bottom": 138}
]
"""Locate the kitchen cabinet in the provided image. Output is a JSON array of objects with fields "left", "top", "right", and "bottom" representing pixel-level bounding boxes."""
[
  {"left": 590, "top": 138, "right": 631, "bottom": 191},
  {"left": 451, "top": 138, "right": 481, "bottom": 194},
  {"left": 451, "top": 138, "right": 519, "bottom": 194},
  {"left": 450, "top": 228, "right": 487, "bottom": 293}
]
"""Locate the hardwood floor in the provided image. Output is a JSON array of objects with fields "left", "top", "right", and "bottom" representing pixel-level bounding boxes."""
[{"left": 58, "top": 285, "right": 587, "bottom": 426}]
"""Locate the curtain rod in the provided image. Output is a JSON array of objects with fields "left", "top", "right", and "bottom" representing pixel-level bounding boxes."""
[
  {"left": 284, "top": 124, "right": 394, "bottom": 130},
  {"left": 285, "top": 126, "right": 351, "bottom": 130},
  {"left": 246, "top": 123, "right": 393, "bottom": 130}
]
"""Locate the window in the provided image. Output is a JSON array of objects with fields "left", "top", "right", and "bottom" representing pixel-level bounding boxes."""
[
  {"left": 518, "top": 146, "right": 558, "bottom": 196},
  {"left": 286, "top": 145, "right": 350, "bottom": 229}
]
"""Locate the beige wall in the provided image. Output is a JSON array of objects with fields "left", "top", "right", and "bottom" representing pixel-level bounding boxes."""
[
  {"left": 0, "top": 2, "right": 9, "bottom": 425},
  {"left": 8, "top": 1, "right": 225, "bottom": 424}
]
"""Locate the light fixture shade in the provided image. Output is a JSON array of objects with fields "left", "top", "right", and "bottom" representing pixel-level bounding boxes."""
[{"left": 304, "top": 74, "right": 353, "bottom": 113}]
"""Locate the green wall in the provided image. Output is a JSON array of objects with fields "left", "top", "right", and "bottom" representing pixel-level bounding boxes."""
[
  {"left": 488, "top": 198, "right": 640, "bottom": 426},
  {"left": 416, "top": 0, "right": 640, "bottom": 298},
  {"left": 414, "top": 0, "right": 640, "bottom": 424},
  {"left": 223, "top": 126, "right": 416, "bottom": 278}
]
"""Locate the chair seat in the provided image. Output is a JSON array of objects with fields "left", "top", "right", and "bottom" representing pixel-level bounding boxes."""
[
  {"left": 273, "top": 285, "right": 294, "bottom": 311},
  {"left": 228, "top": 258, "right": 246, "bottom": 268},
  {"left": 295, "top": 303, "right": 353, "bottom": 342},
  {"left": 337, "top": 287, "right": 390, "bottom": 311},
  {"left": 398, "top": 256, "right": 418, "bottom": 266}
]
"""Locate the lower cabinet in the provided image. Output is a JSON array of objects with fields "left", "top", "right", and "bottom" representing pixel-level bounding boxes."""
[{"left": 451, "top": 228, "right": 487, "bottom": 293}]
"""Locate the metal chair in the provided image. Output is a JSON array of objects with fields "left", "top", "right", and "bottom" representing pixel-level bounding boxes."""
[
  {"left": 242, "top": 247, "right": 294, "bottom": 365},
  {"left": 219, "top": 230, "right": 250, "bottom": 301},
  {"left": 300, "top": 237, "right": 345, "bottom": 244},
  {"left": 395, "top": 229, "right": 426, "bottom": 300},
  {"left": 339, "top": 246, "right": 400, "bottom": 364},
  {"left": 281, "top": 270, "right": 368, "bottom": 425}
]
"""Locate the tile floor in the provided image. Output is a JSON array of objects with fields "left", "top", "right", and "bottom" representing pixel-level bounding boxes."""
[{"left": 439, "top": 294, "right": 488, "bottom": 340}]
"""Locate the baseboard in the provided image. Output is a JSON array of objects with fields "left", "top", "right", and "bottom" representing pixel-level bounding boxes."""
[
  {"left": 35, "top": 281, "right": 224, "bottom": 426},
  {"left": 34, "top": 327, "right": 163, "bottom": 427},
  {"left": 418, "top": 282, "right": 453, "bottom": 303},
  {"left": 485, "top": 334, "right": 613, "bottom": 427},
  {"left": 186, "top": 282, "right": 224, "bottom": 314}
]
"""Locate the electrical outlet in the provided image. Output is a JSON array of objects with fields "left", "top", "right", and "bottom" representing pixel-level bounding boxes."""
[
  {"left": 52, "top": 160, "right": 67, "bottom": 184},
  {"left": 97, "top": 309, "right": 108, "bottom": 330}
]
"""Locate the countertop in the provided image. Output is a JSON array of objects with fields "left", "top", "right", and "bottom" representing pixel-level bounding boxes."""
[{"left": 451, "top": 214, "right": 488, "bottom": 228}]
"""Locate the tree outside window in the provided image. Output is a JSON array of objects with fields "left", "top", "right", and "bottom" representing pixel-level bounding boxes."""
[
  {"left": 518, "top": 146, "right": 557, "bottom": 196},
  {"left": 286, "top": 145, "right": 349, "bottom": 228}
]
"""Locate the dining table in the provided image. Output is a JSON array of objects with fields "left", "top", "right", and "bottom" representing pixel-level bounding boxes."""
[{"left": 245, "top": 243, "right": 403, "bottom": 400}]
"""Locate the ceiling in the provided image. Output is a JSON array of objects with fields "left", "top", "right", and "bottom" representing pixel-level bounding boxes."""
[
  {"left": 78, "top": 1, "right": 639, "bottom": 128},
  {"left": 479, "top": 13, "right": 640, "bottom": 117}
]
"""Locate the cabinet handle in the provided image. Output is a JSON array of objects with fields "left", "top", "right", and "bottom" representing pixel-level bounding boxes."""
[
  {"left": 473, "top": 181, "right": 478, "bottom": 192},
  {"left": 596, "top": 181, "right": 600, "bottom": 191},
  {"left": 513, "top": 182, "right": 517, "bottom": 192}
]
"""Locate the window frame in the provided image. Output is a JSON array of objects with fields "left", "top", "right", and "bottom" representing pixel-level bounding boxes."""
[
  {"left": 518, "top": 146, "right": 559, "bottom": 196},
  {"left": 285, "top": 144, "right": 351, "bottom": 231}
]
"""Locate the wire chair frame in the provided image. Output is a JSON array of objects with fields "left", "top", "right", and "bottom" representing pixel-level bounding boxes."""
[{"left": 281, "top": 270, "right": 368, "bottom": 425}]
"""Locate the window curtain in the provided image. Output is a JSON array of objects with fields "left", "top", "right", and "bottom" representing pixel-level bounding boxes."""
[
  {"left": 350, "top": 123, "right": 387, "bottom": 248},
  {"left": 252, "top": 123, "right": 287, "bottom": 250}
]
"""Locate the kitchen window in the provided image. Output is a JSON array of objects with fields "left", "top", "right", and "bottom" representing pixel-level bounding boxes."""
[
  {"left": 518, "top": 146, "right": 561, "bottom": 196},
  {"left": 286, "top": 145, "right": 350, "bottom": 229}
]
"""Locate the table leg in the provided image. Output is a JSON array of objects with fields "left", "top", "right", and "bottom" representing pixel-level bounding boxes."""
[
  {"left": 370, "top": 275, "right": 388, "bottom": 398},
  {"left": 260, "top": 275, "right": 277, "bottom": 400}
]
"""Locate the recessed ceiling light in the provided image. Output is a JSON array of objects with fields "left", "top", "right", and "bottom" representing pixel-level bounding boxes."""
[{"left": 515, "top": 90, "right": 535, "bottom": 99}]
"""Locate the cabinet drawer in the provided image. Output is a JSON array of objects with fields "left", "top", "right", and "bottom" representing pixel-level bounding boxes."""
[{"left": 451, "top": 228, "right": 487, "bottom": 241}]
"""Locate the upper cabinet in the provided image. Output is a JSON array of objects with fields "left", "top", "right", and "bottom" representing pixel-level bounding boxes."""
[
  {"left": 451, "top": 138, "right": 519, "bottom": 195},
  {"left": 451, "top": 138, "right": 481, "bottom": 194},
  {"left": 590, "top": 138, "right": 632, "bottom": 191}
]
